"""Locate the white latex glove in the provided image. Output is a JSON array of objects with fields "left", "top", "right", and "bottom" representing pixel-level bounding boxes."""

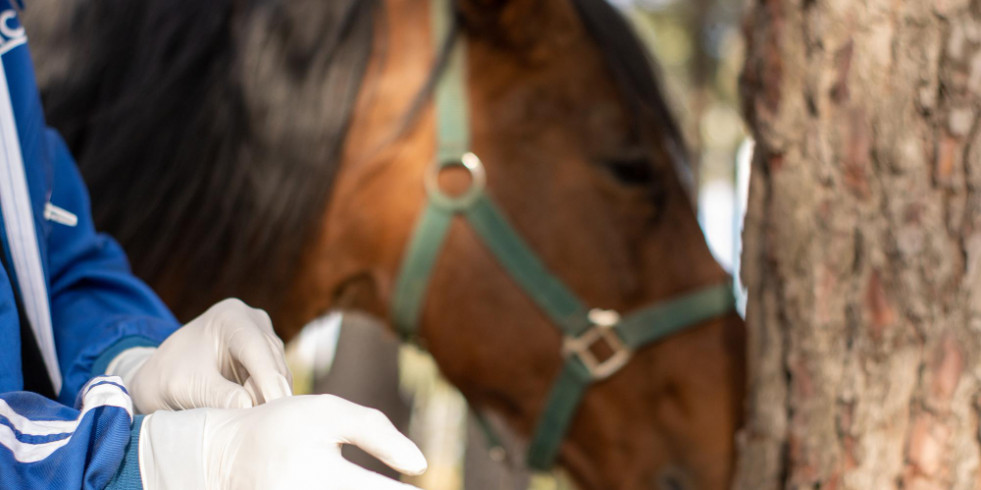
[
  {"left": 140, "top": 395, "right": 427, "bottom": 490},
  {"left": 108, "top": 298, "right": 292, "bottom": 412}
]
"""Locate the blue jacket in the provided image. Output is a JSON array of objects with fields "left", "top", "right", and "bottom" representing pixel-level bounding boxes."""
[{"left": 0, "top": 2, "right": 180, "bottom": 488}]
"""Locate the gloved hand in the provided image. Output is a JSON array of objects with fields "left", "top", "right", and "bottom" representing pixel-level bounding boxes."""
[
  {"left": 107, "top": 298, "right": 292, "bottom": 413},
  {"left": 139, "top": 395, "right": 428, "bottom": 490}
]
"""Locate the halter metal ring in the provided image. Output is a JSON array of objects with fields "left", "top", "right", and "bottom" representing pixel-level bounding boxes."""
[
  {"left": 562, "top": 309, "right": 632, "bottom": 381},
  {"left": 425, "top": 152, "right": 487, "bottom": 210}
]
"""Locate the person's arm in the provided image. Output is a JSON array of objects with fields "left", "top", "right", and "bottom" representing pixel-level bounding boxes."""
[
  {"left": 1, "top": 377, "right": 429, "bottom": 490},
  {"left": 135, "top": 394, "right": 428, "bottom": 490},
  {"left": 0, "top": 376, "right": 141, "bottom": 490}
]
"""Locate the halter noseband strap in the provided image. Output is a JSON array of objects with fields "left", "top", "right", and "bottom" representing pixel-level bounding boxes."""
[{"left": 391, "top": 0, "right": 736, "bottom": 471}]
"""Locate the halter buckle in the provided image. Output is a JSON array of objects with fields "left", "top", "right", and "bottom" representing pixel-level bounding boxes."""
[{"left": 562, "top": 309, "right": 632, "bottom": 381}]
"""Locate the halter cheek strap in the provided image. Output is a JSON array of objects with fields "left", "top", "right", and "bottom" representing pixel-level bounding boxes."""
[{"left": 391, "top": 0, "right": 736, "bottom": 472}]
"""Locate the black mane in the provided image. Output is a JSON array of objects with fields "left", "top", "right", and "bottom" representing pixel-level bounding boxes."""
[
  {"left": 27, "top": 0, "right": 684, "bottom": 321},
  {"left": 31, "top": 0, "right": 377, "bottom": 319}
]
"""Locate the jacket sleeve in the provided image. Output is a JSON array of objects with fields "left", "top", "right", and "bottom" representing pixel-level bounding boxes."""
[
  {"left": 0, "top": 376, "right": 144, "bottom": 490},
  {"left": 44, "top": 129, "right": 180, "bottom": 405}
]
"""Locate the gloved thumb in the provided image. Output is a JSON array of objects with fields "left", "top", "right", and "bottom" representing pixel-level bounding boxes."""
[{"left": 327, "top": 398, "right": 427, "bottom": 476}]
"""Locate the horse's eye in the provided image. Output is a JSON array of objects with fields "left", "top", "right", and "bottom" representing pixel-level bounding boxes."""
[{"left": 602, "top": 155, "right": 655, "bottom": 186}]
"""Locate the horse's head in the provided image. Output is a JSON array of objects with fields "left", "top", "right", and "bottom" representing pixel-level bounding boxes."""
[
  {"left": 283, "top": 0, "right": 747, "bottom": 488},
  {"left": 26, "top": 0, "right": 746, "bottom": 486}
]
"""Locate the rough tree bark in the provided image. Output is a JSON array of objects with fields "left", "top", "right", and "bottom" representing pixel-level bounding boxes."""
[{"left": 735, "top": 0, "right": 981, "bottom": 488}]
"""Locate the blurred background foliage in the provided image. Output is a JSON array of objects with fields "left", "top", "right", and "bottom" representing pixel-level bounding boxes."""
[{"left": 617, "top": 0, "right": 750, "bottom": 277}]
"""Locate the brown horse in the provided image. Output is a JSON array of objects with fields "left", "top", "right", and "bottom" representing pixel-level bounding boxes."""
[{"left": 24, "top": 0, "right": 746, "bottom": 488}]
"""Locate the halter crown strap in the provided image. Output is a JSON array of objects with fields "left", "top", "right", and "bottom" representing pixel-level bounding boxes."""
[
  {"left": 390, "top": 0, "right": 461, "bottom": 337},
  {"left": 392, "top": 0, "right": 591, "bottom": 344},
  {"left": 392, "top": 0, "right": 736, "bottom": 472}
]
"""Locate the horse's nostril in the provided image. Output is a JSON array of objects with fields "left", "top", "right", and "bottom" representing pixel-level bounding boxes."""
[{"left": 656, "top": 466, "right": 693, "bottom": 490}]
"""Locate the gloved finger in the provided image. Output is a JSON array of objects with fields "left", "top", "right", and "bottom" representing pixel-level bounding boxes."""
[
  {"left": 218, "top": 305, "right": 291, "bottom": 386},
  {"left": 226, "top": 328, "right": 292, "bottom": 402},
  {"left": 326, "top": 398, "right": 427, "bottom": 476},
  {"left": 193, "top": 370, "right": 254, "bottom": 409},
  {"left": 261, "top": 332, "right": 292, "bottom": 387},
  {"left": 245, "top": 306, "right": 278, "bottom": 338},
  {"left": 223, "top": 307, "right": 291, "bottom": 380},
  {"left": 238, "top": 331, "right": 290, "bottom": 389},
  {"left": 243, "top": 376, "right": 261, "bottom": 405},
  {"left": 333, "top": 463, "right": 423, "bottom": 490},
  {"left": 244, "top": 306, "right": 291, "bottom": 382}
]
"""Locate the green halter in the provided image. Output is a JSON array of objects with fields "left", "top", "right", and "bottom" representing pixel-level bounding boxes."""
[{"left": 392, "top": 0, "right": 736, "bottom": 471}]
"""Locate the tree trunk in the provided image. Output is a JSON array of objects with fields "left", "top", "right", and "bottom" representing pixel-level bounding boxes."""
[{"left": 735, "top": 0, "right": 981, "bottom": 488}]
